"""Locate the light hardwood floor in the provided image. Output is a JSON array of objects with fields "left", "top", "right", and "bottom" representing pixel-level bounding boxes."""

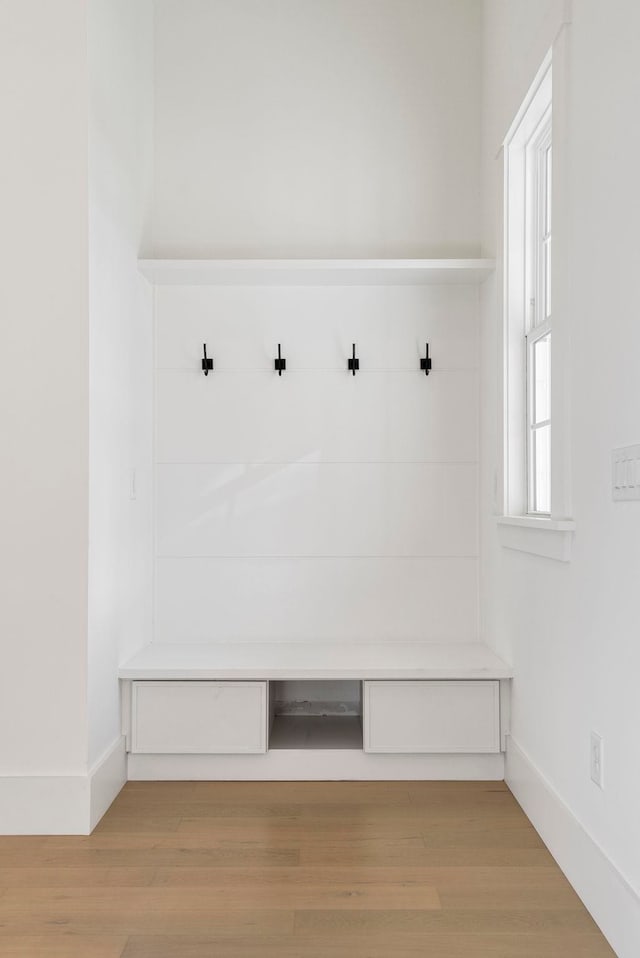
[{"left": 0, "top": 781, "right": 615, "bottom": 957}]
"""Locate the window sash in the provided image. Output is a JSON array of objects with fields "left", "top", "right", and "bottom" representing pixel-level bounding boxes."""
[
  {"left": 527, "top": 326, "right": 551, "bottom": 515},
  {"left": 525, "top": 115, "right": 552, "bottom": 334},
  {"left": 525, "top": 115, "right": 552, "bottom": 516}
]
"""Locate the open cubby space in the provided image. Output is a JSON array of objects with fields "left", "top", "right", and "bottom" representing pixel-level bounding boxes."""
[
  {"left": 268, "top": 680, "right": 363, "bottom": 750},
  {"left": 268, "top": 716, "right": 363, "bottom": 750}
]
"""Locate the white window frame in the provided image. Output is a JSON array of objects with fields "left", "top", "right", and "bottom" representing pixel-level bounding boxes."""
[{"left": 498, "top": 44, "right": 574, "bottom": 561}]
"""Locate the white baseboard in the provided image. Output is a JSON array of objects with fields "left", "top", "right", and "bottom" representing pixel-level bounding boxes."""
[
  {"left": 128, "top": 750, "right": 504, "bottom": 781},
  {"left": 89, "top": 736, "right": 127, "bottom": 831},
  {"left": 506, "top": 736, "right": 640, "bottom": 958},
  {"left": 0, "top": 775, "right": 90, "bottom": 835},
  {"left": 0, "top": 736, "right": 126, "bottom": 835}
]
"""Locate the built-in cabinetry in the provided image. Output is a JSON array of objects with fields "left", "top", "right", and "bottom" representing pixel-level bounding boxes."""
[
  {"left": 127, "top": 258, "right": 507, "bottom": 780},
  {"left": 363, "top": 680, "right": 500, "bottom": 753},
  {"left": 131, "top": 681, "right": 268, "bottom": 754},
  {"left": 128, "top": 676, "right": 501, "bottom": 756},
  {"left": 120, "top": 642, "right": 511, "bottom": 779}
]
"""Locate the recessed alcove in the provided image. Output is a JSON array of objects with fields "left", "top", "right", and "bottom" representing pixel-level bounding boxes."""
[{"left": 1, "top": 3, "right": 634, "bottom": 954}]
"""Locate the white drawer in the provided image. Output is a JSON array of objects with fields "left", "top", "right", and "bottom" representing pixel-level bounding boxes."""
[
  {"left": 363, "top": 680, "right": 500, "bottom": 754},
  {"left": 131, "top": 681, "right": 268, "bottom": 754}
]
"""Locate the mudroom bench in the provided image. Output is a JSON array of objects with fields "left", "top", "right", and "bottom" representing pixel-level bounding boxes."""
[{"left": 119, "top": 643, "right": 512, "bottom": 781}]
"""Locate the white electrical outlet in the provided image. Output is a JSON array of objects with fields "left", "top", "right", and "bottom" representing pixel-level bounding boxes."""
[{"left": 590, "top": 732, "right": 603, "bottom": 789}]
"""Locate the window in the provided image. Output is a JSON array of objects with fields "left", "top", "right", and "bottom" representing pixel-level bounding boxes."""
[
  {"left": 525, "top": 117, "right": 552, "bottom": 514},
  {"left": 503, "top": 58, "right": 553, "bottom": 520},
  {"left": 499, "top": 39, "right": 574, "bottom": 561}
]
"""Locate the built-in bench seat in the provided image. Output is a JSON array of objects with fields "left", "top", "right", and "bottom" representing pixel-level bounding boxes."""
[
  {"left": 119, "top": 642, "right": 512, "bottom": 781},
  {"left": 119, "top": 641, "right": 512, "bottom": 681}
]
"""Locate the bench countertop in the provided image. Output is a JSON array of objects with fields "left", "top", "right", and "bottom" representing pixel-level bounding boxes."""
[{"left": 119, "top": 642, "right": 512, "bottom": 681}]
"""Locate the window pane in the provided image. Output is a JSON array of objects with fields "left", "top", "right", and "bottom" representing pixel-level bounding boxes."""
[
  {"left": 534, "top": 423, "right": 551, "bottom": 514},
  {"left": 533, "top": 333, "right": 551, "bottom": 423},
  {"left": 542, "top": 144, "right": 551, "bottom": 320},
  {"left": 544, "top": 237, "right": 551, "bottom": 319},
  {"left": 545, "top": 144, "right": 552, "bottom": 234}
]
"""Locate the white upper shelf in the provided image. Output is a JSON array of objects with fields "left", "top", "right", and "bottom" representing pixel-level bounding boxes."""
[{"left": 138, "top": 258, "right": 495, "bottom": 287}]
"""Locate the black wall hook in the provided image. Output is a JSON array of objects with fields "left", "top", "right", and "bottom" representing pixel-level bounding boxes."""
[
  {"left": 202, "top": 343, "right": 213, "bottom": 375},
  {"left": 274, "top": 343, "right": 286, "bottom": 375},
  {"left": 420, "top": 343, "right": 432, "bottom": 376},
  {"left": 348, "top": 343, "right": 359, "bottom": 376}
]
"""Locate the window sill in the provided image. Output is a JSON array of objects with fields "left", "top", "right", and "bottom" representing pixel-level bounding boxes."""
[{"left": 497, "top": 515, "right": 575, "bottom": 561}]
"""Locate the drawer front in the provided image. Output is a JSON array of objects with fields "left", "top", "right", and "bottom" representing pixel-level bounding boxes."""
[
  {"left": 131, "top": 681, "right": 268, "bottom": 754},
  {"left": 363, "top": 680, "right": 500, "bottom": 753}
]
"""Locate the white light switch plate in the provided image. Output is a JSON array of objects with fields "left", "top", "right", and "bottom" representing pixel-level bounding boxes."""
[
  {"left": 612, "top": 444, "right": 640, "bottom": 500},
  {"left": 590, "top": 731, "right": 603, "bottom": 789}
]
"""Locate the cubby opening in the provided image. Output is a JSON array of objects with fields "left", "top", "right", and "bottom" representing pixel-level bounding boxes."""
[{"left": 268, "top": 680, "right": 363, "bottom": 750}]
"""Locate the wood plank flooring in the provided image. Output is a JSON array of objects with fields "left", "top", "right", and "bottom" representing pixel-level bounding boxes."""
[{"left": 0, "top": 781, "right": 616, "bottom": 957}]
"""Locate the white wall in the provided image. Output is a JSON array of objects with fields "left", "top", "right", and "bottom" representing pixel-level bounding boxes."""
[
  {"left": 0, "top": 0, "right": 154, "bottom": 833},
  {"left": 151, "top": 0, "right": 482, "bottom": 258},
  {"left": 88, "top": 0, "right": 154, "bottom": 769},
  {"left": 480, "top": 1, "right": 640, "bottom": 953},
  {"left": 0, "top": 0, "right": 90, "bottom": 785},
  {"left": 154, "top": 283, "right": 480, "bottom": 644}
]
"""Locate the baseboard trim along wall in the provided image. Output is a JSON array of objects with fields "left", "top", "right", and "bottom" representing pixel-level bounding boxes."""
[
  {"left": 89, "top": 735, "right": 127, "bottom": 832},
  {"left": 0, "top": 736, "right": 126, "bottom": 835},
  {"left": 128, "top": 751, "right": 505, "bottom": 781},
  {"left": 506, "top": 736, "right": 640, "bottom": 958},
  {"left": 0, "top": 774, "right": 90, "bottom": 835}
]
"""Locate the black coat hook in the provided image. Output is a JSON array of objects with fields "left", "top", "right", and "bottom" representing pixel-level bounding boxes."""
[
  {"left": 274, "top": 343, "right": 286, "bottom": 375},
  {"left": 420, "top": 343, "right": 432, "bottom": 376},
  {"left": 348, "top": 343, "right": 359, "bottom": 376},
  {"left": 202, "top": 343, "right": 213, "bottom": 375}
]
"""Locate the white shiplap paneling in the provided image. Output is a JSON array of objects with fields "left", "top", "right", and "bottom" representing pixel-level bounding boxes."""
[
  {"left": 156, "top": 462, "right": 477, "bottom": 557},
  {"left": 155, "top": 556, "right": 478, "bottom": 644},
  {"left": 156, "top": 369, "right": 478, "bottom": 464},
  {"left": 154, "top": 282, "right": 479, "bottom": 647},
  {"left": 156, "top": 284, "right": 479, "bottom": 371}
]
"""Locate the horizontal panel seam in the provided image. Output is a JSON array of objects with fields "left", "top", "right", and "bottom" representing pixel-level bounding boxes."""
[
  {"left": 156, "top": 554, "right": 480, "bottom": 560},
  {"left": 154, "top": 460, "right": 480, "bottom": 466}
]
